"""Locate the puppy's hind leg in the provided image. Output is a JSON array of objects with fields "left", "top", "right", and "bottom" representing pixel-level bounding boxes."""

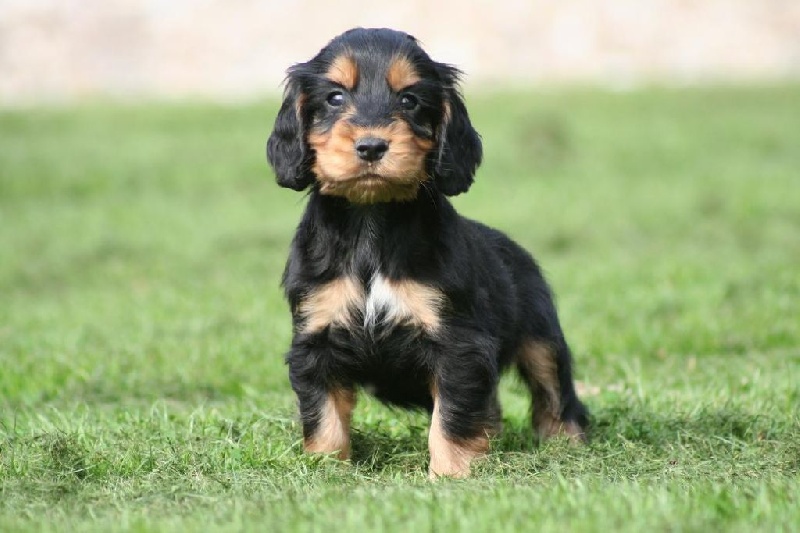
[{"left": 516, "top": 338, "right": 588, "bottom": 443}]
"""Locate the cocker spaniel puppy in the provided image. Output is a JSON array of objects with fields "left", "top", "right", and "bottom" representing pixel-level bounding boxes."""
[{"left": 267, "top": 28, "right": 588, "bottom": 478}]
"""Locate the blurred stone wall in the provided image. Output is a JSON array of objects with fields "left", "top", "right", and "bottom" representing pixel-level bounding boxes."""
[{"left": 2, "top": 0, "right": 799, "bottom": 104}]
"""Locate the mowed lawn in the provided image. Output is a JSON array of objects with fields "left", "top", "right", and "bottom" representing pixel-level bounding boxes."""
[{"left": 1, "top": 86, "right": 798, "bottom": 532}]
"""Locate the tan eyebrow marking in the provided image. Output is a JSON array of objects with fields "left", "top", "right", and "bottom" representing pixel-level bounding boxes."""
[
  {"left": 325, "top": 54, "right": 359, "bottom": 90},
  {"left": 387, "top": 56, "right": 421, "bottom": 92}
]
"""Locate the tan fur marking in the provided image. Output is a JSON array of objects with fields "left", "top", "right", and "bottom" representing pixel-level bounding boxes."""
[
  {"left": 304, "top": 389, "right": 356, "bottom": 459},
  {"left": 299, "top": 277, "right": 364, "bottom": 334},
  {"left": 442, "top": 100, "right": 452, "bottom": 123},
  {"left": 519, "top": 340, "right": 560, "bottom": 409},
  {"left": 517, "top": 340, "right": 563, "bottom": 437},
  {"left": 387, "top": 56, "right": 421, "bottom": 92},
  {"left": 428, "top": 388, "right": 490, "bottom": 479},
  {"left": 326, "top": 55, "right": 358, "bottom": 90},
  {"left": 381, "top": 279, "right": 444, "bottom": 334},
  {"left": 309, "top": 118, "right": 434, "bottom": 204},
  {"left": 294, "top": 93, "right": 306, "bottom": 122}
]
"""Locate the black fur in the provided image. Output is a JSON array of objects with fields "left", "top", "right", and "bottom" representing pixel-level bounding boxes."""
[
  {"left": 433, "top": 63, "right": 483, "bottom": 195},
  {"left": 267, "top": 28, "right": 588, "bottom": 464},
  {"left": 266, "top": 81, "right": 314, "bottom": 191}
]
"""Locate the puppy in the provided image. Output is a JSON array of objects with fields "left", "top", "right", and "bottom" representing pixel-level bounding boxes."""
[{"left": 267, "top": 28, "right": 588, "bottom": 478}]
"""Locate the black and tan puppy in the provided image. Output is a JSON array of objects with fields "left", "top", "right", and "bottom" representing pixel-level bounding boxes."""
[{"left": 267, "top": 28, "right": 588, "bottom": 477}]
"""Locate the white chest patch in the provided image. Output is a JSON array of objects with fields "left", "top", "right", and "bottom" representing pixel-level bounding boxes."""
[
  {"left": 364, "top": 274, "right": 402, "bottom": 329},
  {"left": 298, "top": 274, "right": 444, "bottom": 336},
  {"left": 363, "top": 274, "right": 443, "bottom": 334}
]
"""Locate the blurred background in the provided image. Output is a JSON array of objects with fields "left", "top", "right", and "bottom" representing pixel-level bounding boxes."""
[{"left": 2, "top": 0, "right": 800, "bottom": 104}]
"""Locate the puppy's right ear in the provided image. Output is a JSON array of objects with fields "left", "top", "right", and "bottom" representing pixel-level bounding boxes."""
[{"left": 267, "top": 76, "right": 314, "bottom": 191}]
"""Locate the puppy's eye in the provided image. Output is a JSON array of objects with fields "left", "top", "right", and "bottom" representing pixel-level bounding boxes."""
[
  {"left": 400, "top": 94, "right": 418, "bottom": 110},
  {"left": 327, "top": 91, "right": 345, "bottom": 107}
]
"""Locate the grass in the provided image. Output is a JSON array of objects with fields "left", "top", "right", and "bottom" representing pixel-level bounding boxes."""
[{"left": 1, "top": 85, "right": 799, "bottom": 531}]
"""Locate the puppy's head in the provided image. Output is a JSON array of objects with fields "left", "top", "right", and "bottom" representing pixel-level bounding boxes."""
[{"left": 267, "top": 28, "right": 482, "bottom": 203}]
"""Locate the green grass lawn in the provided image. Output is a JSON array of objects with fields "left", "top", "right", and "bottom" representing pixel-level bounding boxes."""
[{"left": 1, "top": 86, "right": 799, "bottom": 532}]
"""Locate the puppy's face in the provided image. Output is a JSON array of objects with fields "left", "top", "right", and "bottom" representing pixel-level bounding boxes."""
[
  {"left": 267, "top": 28, "right": 482, "bottom": 203},
  {"left": 307, "top": 52, "right": 436, "bottom": 203}
]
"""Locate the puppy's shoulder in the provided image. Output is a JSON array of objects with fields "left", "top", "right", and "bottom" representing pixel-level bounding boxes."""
[
  {"left": 458, "top": 216, "right": 542, "bottom": 271},
  {"left": 459, "top": 217, "right": 518, "bottom": 250}
]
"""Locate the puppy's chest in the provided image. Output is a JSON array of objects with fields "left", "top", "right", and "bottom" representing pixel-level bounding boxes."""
[{"left": 298, "top": 274, "right": 444, "bottom": 337}]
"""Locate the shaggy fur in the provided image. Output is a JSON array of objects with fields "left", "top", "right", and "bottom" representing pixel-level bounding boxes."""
[{"left": 267, "top": 28, "right": 588, "bottom": 478}]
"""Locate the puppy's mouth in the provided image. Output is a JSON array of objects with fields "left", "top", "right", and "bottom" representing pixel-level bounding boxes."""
[
  {"left": 322, "top": 169, "right": 418, "bottom": 187},
  {"left": 325, "top": 172, "right": 391, "bottom": 185},
  {"left": 318, "top": 171, "right": 421, "bottom": 203}
]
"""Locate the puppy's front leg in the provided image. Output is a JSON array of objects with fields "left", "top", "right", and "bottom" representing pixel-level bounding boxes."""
[
  {"left": 303, "top": 388, "right": 356, "bottom": 459},
  {"left": 289, "top": 350, "right": 355, "bottom": 459},
  {"left": 428, "top": 352, "right": 499, "bottom": 478}
]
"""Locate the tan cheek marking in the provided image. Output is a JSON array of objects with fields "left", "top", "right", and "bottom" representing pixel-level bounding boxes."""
[
  {"left": 387, "top": 56, "right": 421, "bottom": 92},
  {"left": 428, "top": 388, "right": 490, "bottom": 479},
  {"left": 326, "top": 55, "right": 358, "bottom": 90},
  {"left": 309, "top": 116, "right": 363, "bottom": 182},
  {"left": 304, "top": 389, "right": 356, "bottom": 460},
  {"left": 309, "top": 130, "right": 358, "bottom": 182},
  {"left": 298, "top": 277, "right": 364, "bottom": 334},
  {"left": 385, "top": 120, "right": 435, "bottom": 153}
]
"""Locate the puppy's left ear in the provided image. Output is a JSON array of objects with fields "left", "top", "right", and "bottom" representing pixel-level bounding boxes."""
[
  {"left": 433, "top": 64, "right": 483, "bottom": 196},
  {"left": 267, "top": 74, "right": 314, "bottom": 191}
]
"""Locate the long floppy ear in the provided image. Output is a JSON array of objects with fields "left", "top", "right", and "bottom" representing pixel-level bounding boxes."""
[
  {"left": 433, "top": 64, "right": 483, "bottom": 196},
  {"left": 267, "top": 76, "right": 314, "bottom": 191}
]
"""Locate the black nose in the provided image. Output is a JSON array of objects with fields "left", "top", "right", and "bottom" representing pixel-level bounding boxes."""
[{"left": 355, "top": 137, "right": 389, "bottom": 162}]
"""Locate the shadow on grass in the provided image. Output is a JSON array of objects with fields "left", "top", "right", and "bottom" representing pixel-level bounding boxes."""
[
  {"left": 349, "top": 422, "right": 430, "bottom": 473},
  {"left": 492, "top": 401, "right": 791, "bottom": 452},
  {"left": 345, "top": 399, "right": 794, "bottom": 474}
]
